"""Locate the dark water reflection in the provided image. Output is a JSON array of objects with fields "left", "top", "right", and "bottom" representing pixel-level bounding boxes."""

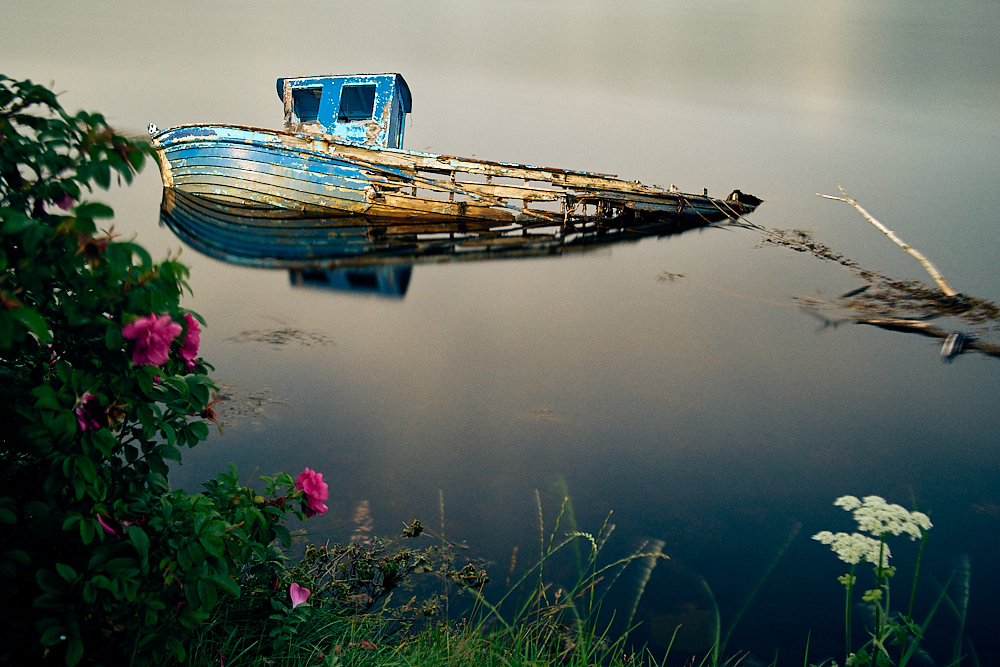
[{"left": 7, "top": 0, "right": 1000, "bottom": 664}]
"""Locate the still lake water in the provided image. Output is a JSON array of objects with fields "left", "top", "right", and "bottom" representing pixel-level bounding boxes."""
[{"left": 6, "top": 1, "right": 1000, "bottom": 663}]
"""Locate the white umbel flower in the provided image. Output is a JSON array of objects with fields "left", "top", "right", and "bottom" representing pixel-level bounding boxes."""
[
  {"left": 812, "top": 530, "right": 890, "bottom": 567},
  {"left": 814, "top": 495, "right": 931, "bottom": 568},
  {"left": 834, "top": 496, "right": 862, "bottom": 511},
  {"left": 844, "top": 495, "right": 932, "bottom": 540}
]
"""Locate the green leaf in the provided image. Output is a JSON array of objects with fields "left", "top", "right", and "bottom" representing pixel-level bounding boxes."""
[
  {"left": 73, "top": 455, "right": 97, "bottom": 484},
  {"left": 9, "top": 307, "right": 50, "bottom": 344},
  {"left": 92, "top": 429, "right": 117, "bottom": 457},
  {"left": 74, "top": 202, "right": 114, "bottom": 219},
  {"left": 188, "top": 421, "right": 209, "bottom": 442},
  {"left": 104, "top": 557, "right": 140, "bottom": 574},
  {"left": 118, "top": 241, "right": 152, "bottom": 268},
  {"left": 80, "top": 518, "right": 95, "bottom": 546},
  {"left": 127, "top": 525, "right": 149, "bottom": 564},
  {"left": 273, "top": 524, "right": 291, "bottom": 549},
  {"left": 72, "top": 476, "right": 86, "bottom": 502},
  {"left": 24, "top": 500, "right": 51, "bottom": 516},
  {"left": 0, "top": 509, "right": 17, "bottom": 524},
  {"left": 208, "top": 572, "right": 241, "bottom": 598},
  {"left": 0, "top": 313, "right": 15, "bottom": 349},
  {"left": 66, "top": 618, "right": 84, "bottom": 667},
  {"left": 93, "top": 162, "right": 111, "bottom": 189},
  {"left": 158, "top": 443, "right": 182, "bottom": 463},
  {"left": 32, "top": 593, "right": 64, "bottom": 610},
  {"left": 184, "top": 542, "right": 206, "bottom": 567},
  {"left": 166, "top": 636, "right": 186, "bottom": 661},
  {"left": 5, "top": 550, "right": 31, "bottom": 566},
  {"left": 136, "top": 371, "right": 155, "bottom": 396},
  {"left": 105, "top": 325, "right": 123, "bottom": 351},
  {"left": 127, "top": 147, "right": 146, "bottom": 171},
  {"left": 1, "top": 210, "right": 34, "bottom": 234},
  {"left": 147, "top": 472, "right": 168, "bottom": 493},
  {"left": 55, "top": 563, "right": 77, "bottom": 583},
  {"left": 199, "top": 535, "right": 224, "bottom": 559},
  {"left": 197, "top": 580, "right": 218, "bottom": 609},
  {"left": 39, "top": 625, "right": 67, "bottom": 646},
  {"left": 32, "top": 385, "right": 62, "bottom": 411},
  {"left": 36, "top": 569, "right": 67, "bottom": 595}
]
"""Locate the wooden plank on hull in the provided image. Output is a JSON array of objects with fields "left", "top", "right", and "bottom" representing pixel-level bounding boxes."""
[{"left": 177, "top": 183, "right": 369, "bottom": 215}]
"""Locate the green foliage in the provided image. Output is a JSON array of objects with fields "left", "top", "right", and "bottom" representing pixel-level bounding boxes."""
[{"left": 0, "top": 75, "right": 310, "bottom": 666}]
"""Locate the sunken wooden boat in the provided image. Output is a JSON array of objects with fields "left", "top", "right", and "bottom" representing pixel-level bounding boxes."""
[{"left": 149, "top": 73, "right": 761, "bottom": 225}]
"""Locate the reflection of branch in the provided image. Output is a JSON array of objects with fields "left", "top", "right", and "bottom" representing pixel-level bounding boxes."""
[
  {"left": 817, "top": 185, "right": 958, "bottom": 297},
  {"left": 856, "top": 317, "right": 1000, "bottom": 358}
]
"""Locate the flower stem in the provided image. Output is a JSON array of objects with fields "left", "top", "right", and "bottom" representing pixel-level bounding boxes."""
[
  {"left": 870, "top": 537, "right": 888, "bottom": 667},
  {"left": 843, "top": 564, "right": 856, "bottom": 659}
]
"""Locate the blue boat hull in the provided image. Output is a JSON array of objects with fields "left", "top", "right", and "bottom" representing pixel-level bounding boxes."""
[{"left": 152, "top": 124, "right": 761, "bottom": 224}]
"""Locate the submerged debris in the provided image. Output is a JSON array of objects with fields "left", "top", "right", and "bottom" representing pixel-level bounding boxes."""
[
  {"left": 528, "top": 407, "right": 564, "bottom": 423},
  {"left": 226, "top": 326, "right": 333, "bottom": 347},
  {"left": 210, "top": 381, "right": 290, "bottom": 428}
]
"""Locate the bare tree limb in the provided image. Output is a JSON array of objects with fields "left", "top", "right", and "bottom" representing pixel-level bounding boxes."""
[{"left": 816, "top": 184, "right": 958, "bottom": 296}]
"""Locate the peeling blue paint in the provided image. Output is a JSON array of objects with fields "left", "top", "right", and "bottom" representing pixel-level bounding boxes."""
[{"left": 275, "top": 73, "right": 411, "bottom": 149}]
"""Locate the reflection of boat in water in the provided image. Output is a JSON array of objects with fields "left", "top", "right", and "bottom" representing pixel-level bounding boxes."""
[
  {"left": 289, "top": 266, "right": 411, "bottom": 299},
  {"left": 149, "top": 73, "right": 760, "bottom": 224},
  {"left": 160, "top": 186, "right": 747, "bottom": 272}
]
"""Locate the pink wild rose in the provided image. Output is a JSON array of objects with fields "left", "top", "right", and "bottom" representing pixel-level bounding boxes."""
[
  {"left": 289, "top": 582, "right": 310, "bottom": 608},
  {"left": 295, "top": 468, "right": 329, "bottom": 517},
  {"left": 122, "top": 314, "right": 182, "bottom": 367},
  {"left": 179, "top": 313, "right": 201, "bottom": 370},
  {"left": 75, "top": 393, "right": 103, "bottom": 432}
]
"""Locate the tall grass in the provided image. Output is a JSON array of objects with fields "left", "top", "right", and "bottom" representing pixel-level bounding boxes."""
[{"left": 176, "top": 491, "right": 669, "bottom": 667}]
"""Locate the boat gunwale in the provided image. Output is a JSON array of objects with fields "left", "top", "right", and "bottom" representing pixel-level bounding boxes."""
[{"left": 153, "top": 123, "right": 688, "bottom": 196}]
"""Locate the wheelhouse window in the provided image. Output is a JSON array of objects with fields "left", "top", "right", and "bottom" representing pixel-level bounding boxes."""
[
  {"left": 337, "top": 84, "right": 376, "bottom": 122},
  {"left": 292, "top": 87, "right": 323, "bottom": 123}
]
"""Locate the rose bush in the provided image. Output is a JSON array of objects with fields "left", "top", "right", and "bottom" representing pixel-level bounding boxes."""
[{"left": 0, "top": 75, "right": 324, "bottom": 666}]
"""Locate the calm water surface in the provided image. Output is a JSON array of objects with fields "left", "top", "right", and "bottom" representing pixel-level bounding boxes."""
[{"left": 5, "top": 1, "right": 999, "bottom": 664}]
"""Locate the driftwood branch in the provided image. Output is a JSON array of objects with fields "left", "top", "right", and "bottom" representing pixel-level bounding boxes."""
[{"left": 816, "top": 185, "right": 958, "bottom": 296}]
